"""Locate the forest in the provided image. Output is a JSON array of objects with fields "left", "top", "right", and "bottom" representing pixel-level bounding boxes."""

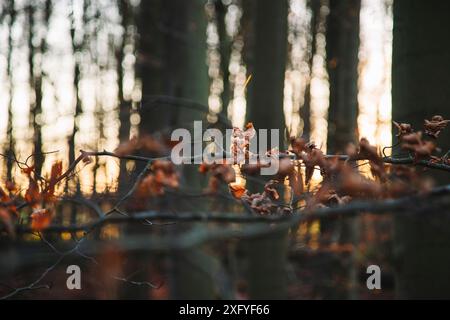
[{"left": 0, "top": 0, "right": 450, "bottom": 301}]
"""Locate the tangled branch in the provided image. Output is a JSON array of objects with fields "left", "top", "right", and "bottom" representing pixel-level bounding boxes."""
[{"left": 1, "top": 114, "right": 449, "bottom": 299}]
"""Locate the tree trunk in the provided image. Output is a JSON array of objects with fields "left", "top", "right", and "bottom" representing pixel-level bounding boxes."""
[
  {"left": 246, "top": 0, "right": 287, "bottom": 148},
  {"left": 215, "top": 0, "right": 231, "bottom": 119},
  {"left": 68, "top": 0, "right": 85, "bottom": 194},
  {"left": 117, "top": 0, "right": 132, "bottom": 194},
  {"left": 392, "top": 0, "right": 450, "bottom": 299},
  {"left": 243, "top": 0, "right": 289, "bottom": 300},
  {"left": 300, "top": 0, "right": 321, "bottom": 141},
  {"left": 138, "top": 0, "right": 207, "bottom": 135},
  {"left": 325, "top": 0, "right": 360, "bottom": 153},
  {"left": 5, "top": 0, "right": 16, "bottom": 182},
  {"left": 324, "top": 1, "right": 361, "bottom": 299},
  {"left": 169, "top": 0, "right": 216, "bottom": 300},
  {"left": 135, "top": 0, "right": 215, "bottom": 299},
  {"left": 27, "top": 4, "right": 43, "bottom": 176}
]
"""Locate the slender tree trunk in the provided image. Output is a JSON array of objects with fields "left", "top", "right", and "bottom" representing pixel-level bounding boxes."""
[
  {"left": 27, "top": 4, "right": 35, "bottom": 167},
  {"left": 215, "top": 0, "right": 231, "bottom": 118},
  {"left": 27, "top": 4, "right": 44, "bottom": 176},
  {"left": 67, "top": 0, "right": 88, "bottom": 230},
  {"left": 5, "top": 0, "right": 16, "bottom": 181},
  {"left": 92, "top": 1, "right": 104, "bottom": 196},
  {"left": 243, "top": 0, "right": 289, "bottom": 300},
  {"left": 300, "top": 0, "right": 321, "bottom": 141},
  {"left": 325, "top": 0, "right": 360, "bottom": 153},
  {"left": 68, "top": 0, "right": 85, "bottom": 192},
  {"left": 27, "top": 0, "right": 52, "bottom": 177},
  {"left": 36, "top": 0, "right": 51, "bottom": 173},
  {"left": 392, "top": 0, "right": 450, "bottom": 299},
  {"left": 241, "top": 0, "right": 254, "bottom": 79},
  {"left": 117, "top": 0, "right": 132, "bottom": 193}
]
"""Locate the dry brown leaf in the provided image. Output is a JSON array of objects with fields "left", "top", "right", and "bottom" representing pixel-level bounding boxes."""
[{"left": 424, "top": 115, "right": 450, "bottom": 138}]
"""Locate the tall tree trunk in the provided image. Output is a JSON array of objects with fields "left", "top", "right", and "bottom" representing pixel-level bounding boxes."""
[
  {"left": 120, "top": 0, "right": 165, "bottom": 300},
  {"left": 68, "top": 0, "right": 85, "bottom": 192},
  {"left": 300, "top": 0, "right": 321, "bottom": 141},
  {"left": 138, "top": 0, "right": 176, "bottom": 135},
  {"left": 27, "top": 4, "right": 35, "bottom": 169},
  {"left": 134, "top": 0, "right": 215, "bottom": 299},
  {"left": 117, "top": 0, "right": 132, "bottom": 193},
  {"left": 246, "top": 0, "right": 287, "bottom": 147},
  {"left": 67, "top": 0, "right": 88, "bottom": 231},
  {"left": 243, "top": 0, "right": 289, "bottom": 300},
  {"left": 170, "top": 0, "right": 216, "bottom": 300},
  {"left": 28, "top": 0, "right": 52, "bottom": 177},
  {"left": 241, "top": 0, "right": 254, "bottom": 81},
  {"left": 324, "top": 0, "right": 361, "bottom": 299},
  {"left": 215, "top": 0, "right": 231, "bottom": 119},
  {"left": 325, "top": 0, "right": 360, "bottom": 153},
  {"left": 137, "top": 0, "right": 207, "bottom": 134},
  {"left": 27, "top": 4, "right": 43, "bottom": 176},
  {"left": 92, "top": 1, "right": 103, "bottom": 196},
  {"left": 5, "top": 0, "right": 16, "bottom": 181},
  {"left": 176, "top": 0, "right": 209, "bottom": 124},
  {"left": 392, "top": 0, "right": 450, "bottom": 299}
]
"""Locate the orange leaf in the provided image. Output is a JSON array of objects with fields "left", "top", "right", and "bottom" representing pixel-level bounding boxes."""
[
  {"left": 25, "top": 179, "right": 40, "bottom": 208},
  {"left": 198, "top": 163, "right": 209, "bottom": 173},
  {"left": 31, "top": 208, "right": 52, "bottom": 231},
  {"left": 45, "top": 161, "right": 63, "bottom": 202},
  {"left": 50, "top": 161, "right": 63, "bottom": 182},
  {"left": 22, "top": 165, "right": 35, "bottom": 175},
  {"left": 229, "top": 184, "right": 247, "bottom": 199}
]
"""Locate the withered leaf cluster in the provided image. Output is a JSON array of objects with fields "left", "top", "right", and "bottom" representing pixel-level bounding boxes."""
[
  {"left": 1, "top": 115, "right": 448, "bottom": 232},
  {"left": 227, "top": 116, "right": 448, "bottom": 215}
]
